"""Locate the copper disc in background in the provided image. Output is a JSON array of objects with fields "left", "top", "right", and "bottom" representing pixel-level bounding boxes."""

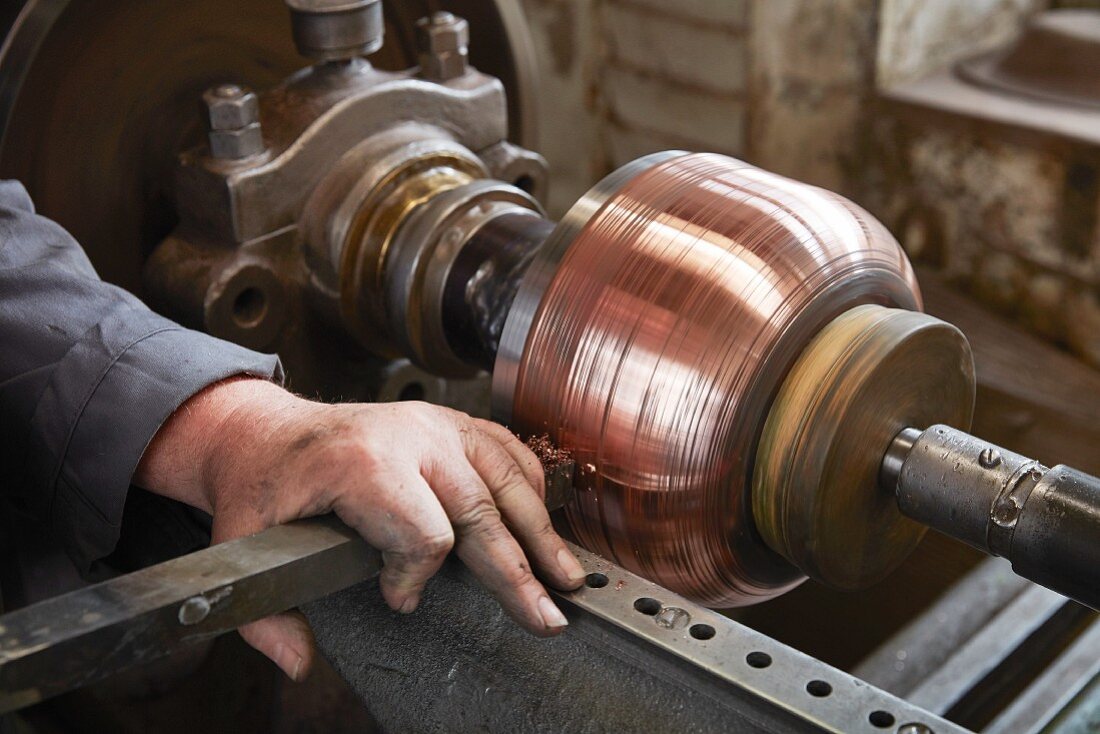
[
  {"left": 753, "top": 305, "right": 976, "bottom": 590},
  {"left": 499, "top": 152, "right": 923, "bottom": 607}
]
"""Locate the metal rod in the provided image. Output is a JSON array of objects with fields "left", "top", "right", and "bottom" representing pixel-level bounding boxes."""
[
  {"left": 0, "top": 463, "right": 575, "bottom": 713},
  {"left": 888, "top": 424, "right": 1100, "bottom": 612},
  {"left": 0, "top": 487, "right": 963, "bottom": 733},
  {"left": 306, "top": 540, "right": 967, "bottom": 733},
  {"left": 0, "top": 516, "right": 379, "bottom": 713}
]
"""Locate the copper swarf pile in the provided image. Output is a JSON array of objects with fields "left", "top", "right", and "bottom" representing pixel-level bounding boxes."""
[{"left": 525, "top": 433, "right": 573, "bottom": 473}]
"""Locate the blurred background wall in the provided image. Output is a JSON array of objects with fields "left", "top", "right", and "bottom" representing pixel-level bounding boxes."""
[{"left": 519, "top": 0, "right": 1100, "bottom": 367}]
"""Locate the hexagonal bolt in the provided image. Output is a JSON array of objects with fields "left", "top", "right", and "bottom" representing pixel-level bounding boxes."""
[
  {"left": 416, "top": 12, "right": 469, "bottom": 81},
  {"left": 202, "top": 84, "right": 265, "bottom": 160},
  {"left": 209, "top": 124, "right": 265, "bottom": 160},
  {"left": 203, "top": 84, "right": 259, "bottom": 130}
]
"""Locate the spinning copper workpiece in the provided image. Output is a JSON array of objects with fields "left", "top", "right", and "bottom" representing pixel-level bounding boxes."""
[
  {"left": 495, "top": 152, "right": 927, "bottom": 607},
  {"left": 753, "top": 305, "right": 976, "bottom": 590}
]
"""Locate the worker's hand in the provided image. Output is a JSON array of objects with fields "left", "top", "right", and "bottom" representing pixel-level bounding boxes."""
[{"left": 135, "top": 377, "right": 585, "bottom": 681}]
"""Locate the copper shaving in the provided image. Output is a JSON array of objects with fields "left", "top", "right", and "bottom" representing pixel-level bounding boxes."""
[{"left": 524, "top": 433, "right": 573, "bottom": 472}]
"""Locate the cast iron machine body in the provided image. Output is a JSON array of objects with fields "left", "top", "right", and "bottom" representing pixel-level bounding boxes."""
[{"left": 141, "top": 1, "right": 549, "bottom": 405}]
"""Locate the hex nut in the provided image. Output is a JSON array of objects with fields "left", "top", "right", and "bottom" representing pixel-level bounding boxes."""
[
  {"left": 209, "top": 123, "right": 265, "bottom": 160},
  {"left": 416, "top": 12, "right": 470, "bottom": 81},
  {"left": 203, "top": 85, "right": 260, "bottom": 131},
  {"left": 416, "top": 12, "right": 469, "bottom": 55},
  {"left": 419, "top": 51, "right": 469, "bottom": 82}
]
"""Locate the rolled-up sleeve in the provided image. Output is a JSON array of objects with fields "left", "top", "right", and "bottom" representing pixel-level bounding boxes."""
[{"left": 0, "top": 180, "right": 282, "bottom": 572}]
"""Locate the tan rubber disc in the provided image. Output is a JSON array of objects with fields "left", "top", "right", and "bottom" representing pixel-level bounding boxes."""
[{"left": 752, "top": 305, "right": 976, "bottom": 589}]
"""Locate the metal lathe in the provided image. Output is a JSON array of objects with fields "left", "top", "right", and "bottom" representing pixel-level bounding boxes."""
[{"left": 2, "top": 1, "right": 1099, "bottom": 732}]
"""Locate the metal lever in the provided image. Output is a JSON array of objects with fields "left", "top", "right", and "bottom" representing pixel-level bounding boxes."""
[
  {"left": 0, "top": 462, "right": 575, "bottom": 713},
  {"left": 883, "top": 424, "right": 1100, "bottom": 611},
  {"left": 0, "top": 515, "right": 377, "bottom": 713}
]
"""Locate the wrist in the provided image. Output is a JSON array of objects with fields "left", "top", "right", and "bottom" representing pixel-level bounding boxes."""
[
  {"left": 199, "top": 378, "right": 304, "bottom": 512},
  {"left": 136, "top": 376, "right": 294, "bottom": 513}
]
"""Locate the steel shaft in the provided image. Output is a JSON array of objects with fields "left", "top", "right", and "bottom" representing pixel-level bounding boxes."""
[{"left": 886, "top": 424, "right": 1100, "bottom": 611}]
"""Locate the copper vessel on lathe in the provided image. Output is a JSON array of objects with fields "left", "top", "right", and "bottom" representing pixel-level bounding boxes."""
[{"left": 500, "top": 153, "right": 923, "bottom": 607}]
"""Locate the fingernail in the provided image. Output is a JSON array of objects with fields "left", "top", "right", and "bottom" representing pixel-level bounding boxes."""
[
  {"left": 557, "top": 548, "right": 586, "bottom": 584},
  {"left": 538, "top": 595, "right": 569, "bottom": 629},
  {"left": 273, "top": 643, "right": 305, "bottom": 682},
  {"left": 399, "top": 594, "right": 420, "bottom": 614}
]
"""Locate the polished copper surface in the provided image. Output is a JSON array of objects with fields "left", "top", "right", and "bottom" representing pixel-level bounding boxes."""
[
  {"left": 509, "top": 153, "right": 922, "bottom": 607},
  {"left": 753, "top": 305, "right": 975, "bottom": 591}
]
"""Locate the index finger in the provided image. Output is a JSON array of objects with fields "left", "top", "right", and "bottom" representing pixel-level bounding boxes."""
[
  {"left": 460, "top": 426, "right": 586, "bottom": 591},
  {"left": 425, "top": 460, "right": 569, "bottom": 636},
  {"left": 470, "top": 418, "right": 546, "bottom": 500}
]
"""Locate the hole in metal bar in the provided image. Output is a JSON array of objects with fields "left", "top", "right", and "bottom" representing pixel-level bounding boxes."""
[
  {"left": 585, "top": 572, "right": 609, "bottom": 589},
  {"left": 869, "top": 710, "right": 895, "bottom": 728},
  {"left": 746, "top": 651, "right": 772, "bottom": 669}
]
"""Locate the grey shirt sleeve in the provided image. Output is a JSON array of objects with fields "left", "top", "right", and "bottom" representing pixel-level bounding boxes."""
[{"left": 0, "top": 180, "right": 283, "bottom": 572}]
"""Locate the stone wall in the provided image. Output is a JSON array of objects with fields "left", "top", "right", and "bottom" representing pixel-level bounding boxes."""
[
  {"left": 521, "top": 0, "right": 749, "bottom": 214},
  {"left": 518, "top": 0, "right": 1100, "bottom": 366}
]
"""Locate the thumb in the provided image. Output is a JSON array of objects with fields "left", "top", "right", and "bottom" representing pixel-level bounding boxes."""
[
  {"left": 211, "top": 509, "right": 318, "bottom": 682},
  {"left": 240, "top": 612, "right": 316, "bottom": 682}
]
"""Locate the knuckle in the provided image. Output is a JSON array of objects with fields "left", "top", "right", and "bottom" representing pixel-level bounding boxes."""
[
  {"left": 499, "top": 558, "right": 539, "bottom": 590},
  {"left": 491, "top": 479, "right": 528, "bottom": 512},
  {"left": 426, "top": 403, "right": 460, "bottom": 425},
  {"left": 398, "top": 400, "right": 437, "bottom": 424},
  {"left": 530, "top": 514, "right": 558, "bottom": 540},
  {"left": 450, "top": 495, "right": 501, "bottom": 533},
  {"left": 415, "top": 529, "right": 456, "bottom": 560},
  {"left": 455, "top": 422, "right": 477, "bottom": 443},
  {"left": 379, "top": 562, "right": 414, "bottom": 585},
  {"left": 472, "top": 417, "right": 506, "bottom": 440},
  {"left": 506, "top": 434, "right": 534, "bottom": 460},
  {"left": 415, "top": 401, "right": 446, "bottom": 419},
  {"left": 476, "top": 520, "right": 513, "bottom": 547},
  {"left": 486, "top": 452, "right": 528, "bottom": 489},
  {"left": 393, "top": 527, "right": 455, "bottom": 565},
  {"left": 405, "top": 406, "right": 436, "bottom": 433},
  {"left": 468, "top": 431, "right": 500, "bottom": 460}
]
